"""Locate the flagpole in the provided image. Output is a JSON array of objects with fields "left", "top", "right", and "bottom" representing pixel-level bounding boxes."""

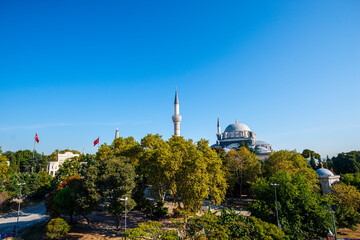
[{"left": 32, "top": 135, "right": 36, "bottom": 173}]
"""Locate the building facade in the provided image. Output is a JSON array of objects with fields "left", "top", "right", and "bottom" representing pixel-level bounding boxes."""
[
  {"left": 212, "top": 118, "right": 272, "bottom": 160},
  {"left": 47, "top": 151, "right": 80, "bottom": 177}
]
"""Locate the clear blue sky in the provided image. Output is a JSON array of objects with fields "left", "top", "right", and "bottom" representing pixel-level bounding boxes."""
[{"left": 0, "top": 0, "right": 359, "bottom": 157}]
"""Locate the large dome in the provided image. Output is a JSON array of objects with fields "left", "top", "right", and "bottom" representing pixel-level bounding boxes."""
[
  {"left": 224, "top": 122, "right": 251, "bottom": 132},
  {"left": 316, "top": 168, "right": 335, "bottom": 177}
]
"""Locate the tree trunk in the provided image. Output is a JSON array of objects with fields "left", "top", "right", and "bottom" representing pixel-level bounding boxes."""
[{"left": 115, "top": 215, "right": 120, "bottom": 230}]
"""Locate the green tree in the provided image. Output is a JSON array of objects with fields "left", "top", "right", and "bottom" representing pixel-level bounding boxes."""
[
  {"left": 330, "top": 182, "right": 360, "bottom": 230},
  {"left": 54, "top": 157, "right": 83, "bottom": 183},
  {"left": 249, "top": 171, "right": 331, "bottom": 239},
  {"left": 46, "top": 218, "right": 71, "bottom": 239},
  {"left": 264, "top": 150, "right": 319, "bottom": 188},
  {"left": 226, "top": 147, "right": 261, "bottom": 198},
  {"left": 53, "top": 187, "right": 76, "bottom": 223},
  {"left": 167, "top": 136, "right": 226, "bottom": 212},
  {"left": 341, "top": 173, "right": 360, "bottom": 191},
  {"left": 140, "top": 134, "right": 172, "bottom": 202},
  {"left": 111, "top": 136, "right": 143, "bottom": 166},
  {"left": 88, "top": 156, "right": 136, "bottom": 229},
  {"left": 332, "top": 151, "right": 360, "bottom": 174},
  {"left": 125, "top": 220, "right": 177, "bottom": 240}
]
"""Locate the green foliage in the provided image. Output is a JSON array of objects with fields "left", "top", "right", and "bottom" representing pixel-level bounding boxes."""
[
  {"left": 341, "top": 173, "right": 360, "bottom": 191},
  {"left": 332, "top": 151, "right": 360, "bottom": 174},
  {"left": 3, "top": 150, "right": 45, "bottom": 173},
  {"left": 46, "top": 218, "right": 70, "bottom": 239},
  {"left": 264, "top": 150, "right": 319, "bottom": 188},
  {"left": 87, "top": 156, "right": 136, "bottom": 229},
  {"left": 175, "top": 208, "right": 285, "bottom": 240},
  {"left": 140, "top": 135, "right": 227, "bottom": 212},
  {"left": 54, "top": 157, "right": 83, "bottom": 183},
  {"left": 6, "top": 171, "right": 52, "bottom": 199},
  {"left": 54, "top": 187, "right": 76, "bottom": 218},
  {"left": 330, "top": 182, "right": 360, "bottom": 230},
  {"left": 153, "top": 201, "right": 168, "bottom": 219},
  {"left": 111, "top": 136, "right": 143, "bottom": 166},
  {"left": 249, "top": 171, "right": 331, "bottom": 239},
  {"left": 125, "top": 220, "right": 177, "bottom": 240},
  {"left": 226, "top": 147, "right": 261, "bottom": 197}
]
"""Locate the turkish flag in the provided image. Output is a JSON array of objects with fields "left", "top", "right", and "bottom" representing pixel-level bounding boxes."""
[
  {"left": 35, "top": 133, "right": 39, "bottom": 143},
  {"left": 94, "top": 137, "right": 99, "bottom": 146}
]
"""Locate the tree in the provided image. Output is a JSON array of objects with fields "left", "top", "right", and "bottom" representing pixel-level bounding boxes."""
[
  {"left": 330, "top": 182, "right": 360, "bottom": 230},
  {"left": 226, "top": 147, "right": 261, "bottom": 198},
  {"left": 54, "top": 157, "right": 83, "bottom": 183},
  {"left": 111, "top": 136, "right": 143, "bottom": 166},
  {"left": 140, "top": 134, "right": 172, "bottom": 202},
  {"left": 341, "top": 173, "right": 360, "bottom": 191},
  {"left": 125, "top": 220, "right": 177, "bottom": 240},
  {"left": 167, "top": 136, "right": 226, "bottom": 212},
  {"left": 46, "top": 218, "right": 70, "bottom": 239},
  {"left": 263, "top": 150, "right": 319, "bottom": 188},
  {"left": 249, "top": 171, "right": 331, "bottom": 239},
  {"left": 53, "top": 187, "right": 76, "bottom": 223},
  {"left": 88, "top": 156, "right": 136, "bottom": 229},
  {"left": 45, "top": 175, "right": 83, "bottom": 218},
  {"left": 332, "top": 151, "right": 360, "bottom": 174},
  {"left": 175, "top": 208, "right": 285, "bottom": 240},
  {"left": 95, "top": 144, "right": 114, "bottom": 160}
]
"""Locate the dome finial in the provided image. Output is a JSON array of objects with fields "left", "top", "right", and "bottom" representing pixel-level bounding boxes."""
[{"left": 235, "top": 118, "right": 238, "bottom": 123}]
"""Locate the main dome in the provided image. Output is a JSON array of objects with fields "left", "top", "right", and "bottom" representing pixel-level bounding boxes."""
[
  {"left": 224, "top": 122, "right": 251, "bottom": 132},
  {"left": 316, "top": 168, "right": 335, "bottom": 177}
]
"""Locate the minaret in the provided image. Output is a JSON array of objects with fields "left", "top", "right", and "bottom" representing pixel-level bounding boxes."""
[
  {"left": 217, "top": 116, "right": 221, "bottom": 135},
  {"left": 216, "top": 116, "right": 221, "bottom": 145},
  {"left": 172, "top": 87, "right": 182, "bottom": 136},
  {"left": 115, "top": 127, "right": 119, "bottom": 139}
]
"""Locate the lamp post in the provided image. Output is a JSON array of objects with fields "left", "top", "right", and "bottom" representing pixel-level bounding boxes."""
[
  {"left": 120, "top": 197, "right": 128, "bottom": 232},
  {"left": 270, "top": 183, "right": 281, "bottom": 229},
  {"left": 16, "top": 183, "right": 26, "bottom": 236},
  {"left": 330, "top": 205, "right": 337, "bottom": 240}
]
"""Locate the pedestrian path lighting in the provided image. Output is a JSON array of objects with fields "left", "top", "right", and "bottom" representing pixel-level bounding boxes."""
[
  {"left": 16, "top": 183, "right": 26, "bottom": 236},
  {"left": 120, "top": 197, "right": 128, "bottom": 232},
  {"left": 330, "top": 205, "right": 337, "bottom": 240},
  {"left": 270, "top": 183, "right": 281, "bottom": 229}
]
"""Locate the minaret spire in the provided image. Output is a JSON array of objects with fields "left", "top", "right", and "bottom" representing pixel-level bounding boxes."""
[
  {"left": 217, "top": 116, "right": 221, "bottom": 135},
  {"left": 115, "top": 127, "right": 119, "bottom": 139},
  {"left": 172, "top": 87, "right": 182, "bottom": 136}
]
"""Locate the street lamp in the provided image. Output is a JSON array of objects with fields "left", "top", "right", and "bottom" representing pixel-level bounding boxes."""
[
  {"left": 120, "top": 197, "right": 128, "bottom": 232},
  {"left": 16, "top": 183, "right": 26, "bottom": 236},
  {"left": 270, "top": 183, "right": 281, "bottom": 229},
  {"left": 330, "top": 205, "right": 337, "bottom": 240}
]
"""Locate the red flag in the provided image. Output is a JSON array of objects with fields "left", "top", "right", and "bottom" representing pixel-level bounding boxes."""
[
  {"left": 94, "top": 137, "right": 99, "bottom": 146},
  {"left": 35, "top": 133, "right": 39, "bottom": 143}
]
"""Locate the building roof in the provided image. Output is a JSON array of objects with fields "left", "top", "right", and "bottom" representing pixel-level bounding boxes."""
[
  {"left": 316, "top": 168, "right": 335, "bottom": 177},
  {"left": 224, "top": 122, "right": 251, "bottom": 132}
]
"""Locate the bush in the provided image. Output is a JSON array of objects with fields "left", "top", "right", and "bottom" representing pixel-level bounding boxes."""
[
  {"left": 46, "top": 218, "right": 70, "bottom": 239},
  {"left": 153, "top": 201, "right": 168, "bottom": 219}
]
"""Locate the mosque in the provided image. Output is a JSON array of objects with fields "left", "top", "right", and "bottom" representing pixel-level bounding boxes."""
[{"left": 170, "top": 88, "right": 273, "bottom": 160}]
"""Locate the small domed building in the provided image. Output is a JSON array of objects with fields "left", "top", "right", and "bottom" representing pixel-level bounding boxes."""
[
  {"left": 212, "top": 118, "right": 272, "bottom": 160},
  {"left": 316, "top": 168, "right": 340, "bottom": 194}
]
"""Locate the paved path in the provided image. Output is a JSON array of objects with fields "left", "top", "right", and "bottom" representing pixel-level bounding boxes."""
[{"left": 0, "top": 202, "right": 49, "bottom": 234}]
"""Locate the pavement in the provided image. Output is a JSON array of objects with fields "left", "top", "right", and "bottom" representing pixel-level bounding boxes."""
[{"left": 0, "top": 202, "right": 49, "bottom": 235}]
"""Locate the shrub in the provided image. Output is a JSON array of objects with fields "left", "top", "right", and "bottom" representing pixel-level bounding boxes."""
[{"left": 46, "top": 218, "right": 70, "bottom": 239}]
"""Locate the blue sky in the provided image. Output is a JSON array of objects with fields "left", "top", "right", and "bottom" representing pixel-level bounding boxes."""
[{"left": 0, "top": 0, "right": 359, "bottom": 157}]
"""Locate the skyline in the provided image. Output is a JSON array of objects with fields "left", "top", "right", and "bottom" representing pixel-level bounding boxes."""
[{"left": 1, "top": 1, "right": 360, "bottom": 157}]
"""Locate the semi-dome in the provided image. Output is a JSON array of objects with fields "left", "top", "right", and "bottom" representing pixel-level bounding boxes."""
[
  {"left": 224, "top": 122, "right": 251, "bottom": 132},
  {"left": 316, "top": 168, "right": 335, "bottom": 177}
]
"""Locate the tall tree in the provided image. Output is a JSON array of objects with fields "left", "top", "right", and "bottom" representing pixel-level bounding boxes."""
[
  {"left": 226, "top": 147, "right": 261, "bottom": 198},
  {"left": 88, "top": 156, "right": 136, "bottom": 229},
  {"left": 249, "top": 171, "right": 331, "bottom": 239},
  {"left": 263, "top": 150, "right": 319, "bottom": 188}
]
